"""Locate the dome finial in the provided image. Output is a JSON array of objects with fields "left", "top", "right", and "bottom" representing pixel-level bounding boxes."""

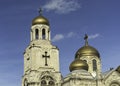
[
  {"left": 84, "top": 34, "right": 89, "bottom": 46},
  {"left": 38, "top": 8, "right": 42, "bottom": 16}
]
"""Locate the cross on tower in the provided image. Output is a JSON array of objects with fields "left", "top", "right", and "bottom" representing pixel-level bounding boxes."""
[
  {"left": 38, "top": 8, "right": 42, "bottom": 15},
  {"left": 84, "top": 34, "right": 89, "bottom": 46},
  {"left": 42, "top": 51, "right": 50, "bottom": 66}
]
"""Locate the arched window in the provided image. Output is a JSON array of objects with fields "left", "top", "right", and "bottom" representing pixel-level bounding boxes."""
[
  {"left": 41, "top": 80, "right": 47, "bottom": 86},
  {"left": 83, "top": 60, "right": 87, "bottom": 63},
  {"left": 49, "top": 81, "right": 55, "bottom": 86},
  {"left": 92, "top": 59, "right": 97, "bottom": 71},
  {"left": 110, "top": 82, "right": 119, "bottom": 86},
  {"left": 35, "top": 29, "right": 39, "bottom": 39},
  {"left": 41, "top": 75, "right": 55, "bottom": 86},
  {"left": 42, "top": 29, "right": 46, "bottom": 39},
  {"left": 24, "top": 79, "right": 28, "bottom": 86}
]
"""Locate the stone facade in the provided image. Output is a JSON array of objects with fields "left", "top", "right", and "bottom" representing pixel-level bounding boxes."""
[{"left": 22, "top": 14, "right": 120, "bottom": 86}]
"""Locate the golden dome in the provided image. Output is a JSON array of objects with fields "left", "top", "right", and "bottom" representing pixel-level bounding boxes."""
[
  {"left": 75, "top": 45, "right": 100, "bottom": 58},
  {"left": 32, "top": 16, "right": 49, "bottom": 26},
  {"left": 69, "top": 59, "right": 88, "bottom": 72},
  {"left": 75, "top": 34, "right": 100, "bottom": 58}
]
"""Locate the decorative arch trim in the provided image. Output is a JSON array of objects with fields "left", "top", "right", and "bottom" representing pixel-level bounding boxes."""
[{"left": 110, "top": 81, "right": 120, "bottom": 86}]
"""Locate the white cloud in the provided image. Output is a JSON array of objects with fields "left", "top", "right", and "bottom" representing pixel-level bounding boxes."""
[
  {"left": 67, "top": 32, "right": 76, "bottom": 38},
  {"left": 88, "top": 34, "right": 100, "bottom": 39},
  {"left": 52, "top": 33, "right": 100, "bottom": 42},
  {"left": 52, "top": 32, "right": 76, "bottom": 42},
  {"left": 43, "top": 0, "right": 81, "bottom": 14},
  {"left": 52, "top": 34, "right": 64, "bottom": 42}
]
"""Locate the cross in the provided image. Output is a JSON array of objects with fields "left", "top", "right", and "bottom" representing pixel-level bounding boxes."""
[
  {"left": 38, "top": 8, "right": 42, "bottom": 15},
  {"left": 84, "top": 34, "right": 89, "bottom": 46},
  {"left": 42, "top": 51, "right": 50, "bottom": 66}
]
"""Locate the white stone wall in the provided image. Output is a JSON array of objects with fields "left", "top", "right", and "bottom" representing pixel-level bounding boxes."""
[
  {"left": 104, "top": 71, "right": 120, "bottom": 86},
  {"left": 80, "top": 56, "right": 102, "bottom": 78},
  {"left": 22, "top": 23, "right": 62, "bottom": 86}
]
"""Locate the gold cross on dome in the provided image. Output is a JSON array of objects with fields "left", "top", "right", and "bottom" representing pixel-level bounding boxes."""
[
  {"left": 38, "top": 8, "right": 42, "bottom": 15},
  {"left": 84, "top": 34, "right": 88, "bottom": 46}
]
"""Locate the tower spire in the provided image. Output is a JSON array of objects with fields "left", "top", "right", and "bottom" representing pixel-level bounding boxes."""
[{"left": 84, "top": 34, "right": 89, "bottom": 46}]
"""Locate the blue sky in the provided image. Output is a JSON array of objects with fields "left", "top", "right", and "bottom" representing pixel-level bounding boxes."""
[{"left": 0, "top": 0, "right": 120, "bottom": 86}]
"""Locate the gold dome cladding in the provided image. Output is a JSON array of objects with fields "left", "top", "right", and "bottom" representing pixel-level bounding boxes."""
[
  {"left": 32, "top": 9, "right": 49, "bottom": 26},
  {"left": 75, "top": 34, "right": 100, "bottom": 58},
  {"left": 69, "top": 59, "right": 88, "bottom": 72},
  {"left": 75, "top": 45, "right": 100, "bottom": 58},
  {"left": 32, "top": 16, "right": 49, "bottom": 26}
]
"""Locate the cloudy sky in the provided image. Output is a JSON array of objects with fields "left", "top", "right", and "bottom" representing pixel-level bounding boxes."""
[{"left": 0, "top": 0, "right": 120, "bottom": 86}]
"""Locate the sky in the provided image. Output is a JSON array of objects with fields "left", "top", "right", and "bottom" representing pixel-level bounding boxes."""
[{"left": 0, "top": 0, "right": 120, "bottom": 86}]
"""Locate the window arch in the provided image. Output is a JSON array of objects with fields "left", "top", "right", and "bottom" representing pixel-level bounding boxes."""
[
  {"left": 41, "top": 80, "right": 47, "bottom": 86},
  {"left": 92, "top": 59, "right": 97, "bottom": 71},
  {"left": 83, "top": 60, "right": 87, "bottom": 63},
  {"left": 49, "top": 81, "right": 55, "bottom": 86},
  {"left": 42, "top": 29, "right": 46, "bottom": 39},
  {"left": 35, "top": 29, "right": 39, "bottom": 39},
  {"left": 24, "top": 79, "right": 28, "bottom": 86},
  {"left": 110, "top": 82, "right": 120, "bottom": 86},
  {"left": 41, "top": 75, "right": 55, "bottom": 86}
]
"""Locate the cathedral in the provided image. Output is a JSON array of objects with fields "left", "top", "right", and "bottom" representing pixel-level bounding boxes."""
[{"left": 22, "top": 10, "right": 120, "bottom": 86}]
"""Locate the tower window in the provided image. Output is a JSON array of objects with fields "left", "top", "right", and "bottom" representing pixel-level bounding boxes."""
[
  {"left": 24, "top": 79, "right": 28, "bottom": 86},
  {"left": 41, "top": 80, "right": 47, "bottom": 86},
  {"left": 35, "top": 29, "right": 39, "bottom": 39},
  {"left": 49, "top": 81, "right": 55, "bottom": 86},
  {"left": 42, "top": 29, "right": 46, "bottom": 39},
  {"left": 93, "top": 59, "right": 97, "bottom": 71},
  {"left": 48, "top": 30, "right": 50, "bottom": 40},
  {"left": 41, "top": 75, "right": 55, "bottom": 86},
  {"left": 83, "top": 60, "right": 87, "bottom": 63}
]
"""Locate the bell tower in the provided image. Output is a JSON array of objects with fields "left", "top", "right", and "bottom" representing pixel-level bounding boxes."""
[
  {"left": 22, "top": 9, "right": 62, "bottom": 86},
  {"left": 31, "top": 8, "right": 50, "bottom": 41}
]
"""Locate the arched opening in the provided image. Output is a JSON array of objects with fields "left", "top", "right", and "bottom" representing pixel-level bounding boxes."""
[
  {"left": 48, "top": 30, "right": 50, "bottom": 40},
  {"left": 41, "top": 80, "right": 47, "bottom": 86},
  {"left": 110, "top": 84, "right": 119, "bottom": 86},
  {"left": 110, "top": 82, "right": 120, "bottom": 86},
  {"left": 35, "top": 29, "right": 39, "bottom": 39},
  {"left": 40, "top": 75, "right": 55, "bottom": 86},
  {"left": 24, "top": 79, "right": 28, "bottom": 86},
  {"left": 42, "top": 29, "right": 46, "bottom": 39},
  {"left": 49, "top": 81, "right": 55, "bottom": 86},
  {"left": 92, "top": 59, "right": 97, "bottom": 71},
  {"left": 83, "top": 60, "right": 87, "bottom": 63}
]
